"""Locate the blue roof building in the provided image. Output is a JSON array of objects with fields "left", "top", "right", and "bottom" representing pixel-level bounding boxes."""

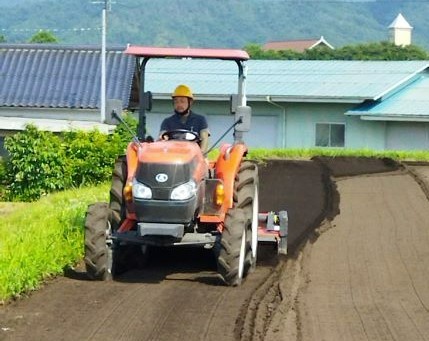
[{"left": 141, "top": 58, "right": 429, "bottom": 150}]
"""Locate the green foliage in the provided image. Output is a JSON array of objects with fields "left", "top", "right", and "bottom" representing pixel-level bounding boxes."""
[
  {"left": 244, "top": 43, "right": 278, "bottom": 60},
  {"left": 247, "top": 148, "right": 429, "bottom": 162},
  {"left": 0, "top": 184, "right": 109, "bottom": 302},
  {"left": 246, "top": 41, "right": 429, "bottom": 60},
  {"left": 3, "top": 118, "right": 133, "bottom": 202},
  {"left": 111, "top": 111, "right": 138, "bottom": 145},
  {"left": 28, "top": 30, "right": 59, "bottom": 44},
  {"left": 330, "top": 41, "right": 428, "bottom": 61},
  {"left": 4, "top": 125, "right": 71, "bottom": 202},
  {"left": 0, "top": 158, "right": 6, "bottom": 200},
  {"left": 0, "top": 34, "right": 6, "bottom": 43},
  {"left": 63, "top": 130, "right": 120, "bottom": 187},
  {"left": 0, "top": 158, "right": 5, "bottom": 179}
]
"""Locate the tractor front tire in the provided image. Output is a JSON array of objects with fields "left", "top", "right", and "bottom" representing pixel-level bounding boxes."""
[
  {"left": 84, "top": 202, "right": 114, "bottom": 281},
  {"left": 235, "top": 161, "right": 259, "bottom": 270},
  {"left": 109, "top": 156, "right": 127, "bottom": 231},
  {"left": 217, "top": 208, "right": 252, "bottom": 286}
]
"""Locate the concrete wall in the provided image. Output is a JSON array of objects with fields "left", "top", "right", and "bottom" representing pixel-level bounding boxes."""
[
  {"left": 346, "top": 116, "right": 387, "bottom": 150},
  {"left": 283, "top": 103, "right": 350, "bottom": 148},
  {"left": 0, "top": 107, "right": 99, "bottom": 121},
  {"left": 386, "top": 121, "right": 429, "bottom": 150}
]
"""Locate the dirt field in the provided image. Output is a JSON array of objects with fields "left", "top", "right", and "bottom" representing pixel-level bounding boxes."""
[{"left": 1, "top": 158, "right": 429, "bottom": 340}]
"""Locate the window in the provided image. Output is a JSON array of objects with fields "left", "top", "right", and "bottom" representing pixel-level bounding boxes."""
[{"left": 315, "top": 123, "right": 345, "bottom": 147}]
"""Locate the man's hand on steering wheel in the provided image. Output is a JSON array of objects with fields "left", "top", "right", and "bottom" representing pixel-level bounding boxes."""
[{"left": 161, "top": 129, "right": 200, "bottom": 142}]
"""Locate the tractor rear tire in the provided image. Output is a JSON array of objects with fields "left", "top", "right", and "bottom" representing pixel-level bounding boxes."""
[
  {"left": 84, "top": 202, "right": 113, "bottom": 280},
  {"left": 216, "top": 208, "right": 252, "bottom": 286},
  {"left": 235, "top": 161, "right": 259, "bottom": 270},
  {"left": 109, "top": 156, "right": 127, "bottom": 231}
]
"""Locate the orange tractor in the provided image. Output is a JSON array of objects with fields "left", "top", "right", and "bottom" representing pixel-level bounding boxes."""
[{"left": 84, "top": 46, "right": 287, "bottom": 286}]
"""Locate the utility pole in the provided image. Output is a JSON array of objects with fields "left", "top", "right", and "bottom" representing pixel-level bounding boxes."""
[
  {"left": 100, "top": 0, "right": 111, "bottom": 123},
  {"left": 92, "top": 0, "right": 112, "bottom": 123}
]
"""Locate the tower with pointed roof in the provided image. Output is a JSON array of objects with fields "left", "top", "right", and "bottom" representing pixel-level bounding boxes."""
[{"left": 388, "top": 13, "right": 413, "bottom": 46}]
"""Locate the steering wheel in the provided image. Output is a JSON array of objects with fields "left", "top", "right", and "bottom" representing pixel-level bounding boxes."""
[{"left": 161, "top": 129, "right": 200, "bottom": 142}]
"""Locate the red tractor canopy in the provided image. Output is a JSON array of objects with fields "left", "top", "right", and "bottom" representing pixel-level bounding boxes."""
[
  {"left": 124, "top": 45, "right": 249, "bottom": 61},
  {"left": 123, "top": 45, "right": 249, "bottom": 141}
]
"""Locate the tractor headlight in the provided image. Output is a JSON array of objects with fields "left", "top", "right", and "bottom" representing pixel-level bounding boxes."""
[
  {"left": 170, "top": 180, "right": 197, "bottom": 200},
  {"left": 132, "top": 179, "right": 152, "bottom": 199}
]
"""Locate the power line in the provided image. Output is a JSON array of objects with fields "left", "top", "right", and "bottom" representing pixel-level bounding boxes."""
[
  {"left": 262, "top": 0, "right": 429, "bottom": 2},
  {"left": 0, "top": 27, "right": 101, "bottom": 33}
]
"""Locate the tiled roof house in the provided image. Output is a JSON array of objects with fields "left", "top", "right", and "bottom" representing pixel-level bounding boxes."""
[
  {"left": 263, "top": 36, "right": 334, "bottom": 52},
  {"left": 0, "top": 43, "right": 135, "bottom": 134}
]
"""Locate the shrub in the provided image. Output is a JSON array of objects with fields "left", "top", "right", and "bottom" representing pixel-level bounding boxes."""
[
  {"left": 111, "top": 111, "right": 138, "bottom": 144},
  {"left": 4, "top": 125, "right": 71, "bottom": 201},
  {"left": 3, "top": 114, "right": 136, "bottom": 202},
  {"left": 0, "top": 158, "right": 6, "bottom": 200},
  {"left": 63, "top": 130, "right": 120, "bottom": 187}
]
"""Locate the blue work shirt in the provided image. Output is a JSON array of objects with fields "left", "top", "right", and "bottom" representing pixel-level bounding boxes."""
[{"left": 160, "top": 111, "right": 208, "bottom": 134}]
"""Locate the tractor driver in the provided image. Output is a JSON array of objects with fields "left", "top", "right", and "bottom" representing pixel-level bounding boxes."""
[{"left": 159, "top": 84, "right": 209, "bottom": 153}]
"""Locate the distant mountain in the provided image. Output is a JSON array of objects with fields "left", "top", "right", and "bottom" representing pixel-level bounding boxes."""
[{"left": 1, "top": 0, "right": 429, "bottom": 50}]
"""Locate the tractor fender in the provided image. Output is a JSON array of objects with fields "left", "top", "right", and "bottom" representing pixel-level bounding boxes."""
[
  {"left": 125, "top": 141, "right": 140, "bottom": 182},
  {"left": 214, "top": 143, "right": 248, "bottom": 210}
]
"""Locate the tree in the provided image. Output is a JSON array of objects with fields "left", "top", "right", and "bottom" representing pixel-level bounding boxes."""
[
  {"left": 28, "top": 30, "right": 59, "bottom": 44},
  {"left": 244, "top": 43, "right": 275, "bottom": 59},
  {"left": 245, "top": 41, "right": 429, "bottom": 61},
  {"left": 333, "top": 42, "right": 428, "bottom": 61},
  {"left": 0, "top": 35, "right": 6, "bottom": 43}
]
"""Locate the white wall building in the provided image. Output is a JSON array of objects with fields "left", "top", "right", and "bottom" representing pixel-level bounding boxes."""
[{"left": 389, "top": 13, "right": 413, "bottom": 47}]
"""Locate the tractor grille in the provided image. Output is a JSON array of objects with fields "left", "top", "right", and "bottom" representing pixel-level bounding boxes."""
[
  {"left": 151, "top": 188, "right": 171, "bottom": 200},
  {"left": 135, "top": 161, "right": 195, "bottom": 200}
]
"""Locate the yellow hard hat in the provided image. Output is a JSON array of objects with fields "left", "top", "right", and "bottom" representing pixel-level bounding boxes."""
[{"left": 172, "top": 84, "right": 193, "bottom": 99}]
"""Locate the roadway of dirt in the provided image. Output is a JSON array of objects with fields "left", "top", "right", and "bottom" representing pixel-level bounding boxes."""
[{"left": 1, "top": 158, "right": 429, "bottom": 340}]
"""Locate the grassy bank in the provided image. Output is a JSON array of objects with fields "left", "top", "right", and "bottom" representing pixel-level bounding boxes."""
[
  {"left": 246, "top": 148, "right": 429, "bottom": 161},
  {"left": 0, "top": 184, "right": 109, "bottom": 303}
]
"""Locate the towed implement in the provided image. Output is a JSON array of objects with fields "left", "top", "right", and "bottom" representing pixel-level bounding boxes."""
[{"left": 84, "top": 46, "right": 287, "bottom": 286}]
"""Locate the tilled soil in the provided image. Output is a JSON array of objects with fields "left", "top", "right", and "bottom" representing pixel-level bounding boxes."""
[
  {"left": 264, "top": 159, "right": 429, "bottom": 341},
  {"left": 1, "top": 157, "right": 429, "bottom": 341}
]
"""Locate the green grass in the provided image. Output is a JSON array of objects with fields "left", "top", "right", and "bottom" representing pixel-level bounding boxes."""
[
  {"left": 0, "top": 184, "right": 109, "bottom": 303},
  {"left": 207, "top": 147, "right": 429, "bottom": 162},
  {"left": 246, "top": 148, "right": 429, "bottom": 162}
]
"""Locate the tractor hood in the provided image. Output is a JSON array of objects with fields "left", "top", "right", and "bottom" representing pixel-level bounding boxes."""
[
  {"left": 138, "top": 140, "right": 203, "bottom": 165},
  {"left": 134, "top": 141, "right": 207, "bottom": 200}
]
